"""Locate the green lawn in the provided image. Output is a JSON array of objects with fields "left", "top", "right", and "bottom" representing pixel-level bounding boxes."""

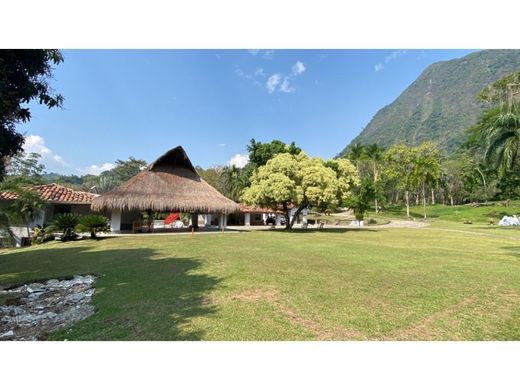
[
  {"left": 376, "top": 201, "right": 520, "bottom": 223},
  {"left": 1, "top": 219, "right": 520, "bottom": 340}
]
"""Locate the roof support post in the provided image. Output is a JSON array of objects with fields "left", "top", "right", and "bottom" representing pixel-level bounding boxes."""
[
  {"left": 244, "top": 212, "right": 251, "bottom": 226},
  {"left": 110, "top": 209, "right": 121, "bottom": 233}
]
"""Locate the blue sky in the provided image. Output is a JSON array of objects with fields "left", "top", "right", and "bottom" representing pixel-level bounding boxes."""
[{"left": 20, "top": 49, "right": 475, "bottom": 175}]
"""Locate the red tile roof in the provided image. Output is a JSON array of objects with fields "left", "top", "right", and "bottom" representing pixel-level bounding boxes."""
[{"left": 0, "top": 183, "right": 98, "bottom": 204}]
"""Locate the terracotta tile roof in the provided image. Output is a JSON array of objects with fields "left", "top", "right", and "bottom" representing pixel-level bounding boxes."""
[{"left": 0, "top": 183, "right": 98, "bottom": 204}]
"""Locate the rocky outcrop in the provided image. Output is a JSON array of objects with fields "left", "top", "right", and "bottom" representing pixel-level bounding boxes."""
[{"left": 0, "top": 275, "right": 97, "bottom": 341}]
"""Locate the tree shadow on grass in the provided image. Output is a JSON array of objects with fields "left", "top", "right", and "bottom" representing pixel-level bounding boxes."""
[{"left": 0, "top": 246, "right": 221, "bottom": 341}]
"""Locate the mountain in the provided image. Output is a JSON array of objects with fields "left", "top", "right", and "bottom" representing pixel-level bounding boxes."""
[{"left": 338, "top": 50, "right": 520, "bottom": 156}]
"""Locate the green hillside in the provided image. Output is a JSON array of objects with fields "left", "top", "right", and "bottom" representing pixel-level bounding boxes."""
[{"left": 339, "top": 50, "right": 520, "bottom": 156}]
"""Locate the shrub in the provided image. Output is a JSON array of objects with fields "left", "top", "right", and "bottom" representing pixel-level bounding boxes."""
[
  {"left": 31, "top": 225, "right": 52, "bottom": 244},
  {"left": 76, "top": 214, "right": 110, "bottom": 239},
  {"left": 46, "top": 213, "right": 80, "bottom": 241}
]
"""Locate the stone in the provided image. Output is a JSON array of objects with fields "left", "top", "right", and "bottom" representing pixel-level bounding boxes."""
[{"left": 1, "top": 330, "right": 14, "bottom": 338}]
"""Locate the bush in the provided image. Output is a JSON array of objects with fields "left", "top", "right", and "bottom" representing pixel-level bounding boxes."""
[
  {"left": 46, "top": 213, "right": 80, "bottom": 241},
  {"left": 76, "top": 214, "right": 110, "bottom": 239},
  {"left": 31, "top": 225, "right": 53, "bottom": 244}
]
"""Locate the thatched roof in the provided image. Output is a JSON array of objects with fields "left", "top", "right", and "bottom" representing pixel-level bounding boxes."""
[{"left": 91, "top": 146, "right": 239, "bottom": 213}]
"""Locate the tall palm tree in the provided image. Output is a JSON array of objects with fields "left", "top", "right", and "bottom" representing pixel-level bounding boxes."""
[
  {"left": 364, "top": 144, "right": 385, "bottom": 213},
  {"left": 484, "top": 108, "right": 520, "bottom": 174},
  {"left": 348, "top": 143, "right": 366, "bottom": 171}
]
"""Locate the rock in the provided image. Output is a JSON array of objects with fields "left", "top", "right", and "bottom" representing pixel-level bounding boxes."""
[
  {"left": 28, "top": 292, "right": 44, "bottom": 300},
  {"left": 67, "top": 293, "right": 86, "bottom": 304},
  {"left": 1, "top": 330, "right": 14, "bottom": 338}
]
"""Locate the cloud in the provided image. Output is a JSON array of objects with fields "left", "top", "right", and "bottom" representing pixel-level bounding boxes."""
[
  {"left": 247, "top": 49, "right": 260, "bottom": 56},
  {"left": 255, "top": 68, "right": 265, "bottom": 77},
  {"left": 384, "top": 49, "right": 407, "bottom": 63},
  {"left": 265, "top": 61, "right": 306, "bottom": 94},
  {"left": 266, "top": 74, "right": 282, "bottom": 93},
  {"left": 235, "top": 66, "right": 252, "bottom": 79},
  {"left": 292, "top": 61, "right": 306, "bottom": 75},
  {"left": 80, "top": 162, "right": 115, "bottom": 175},
  {"left": 374, "top": 50, "right": 407, "bottom": 72},
  {"left": 228, "top": 154, "right": 249, "bottom": 168},
  {"left": 218, "top": 143, "right": 226, "bottom": 147},
  {"left": 279, "top": 77, "right": 295, "bottom": 93},
  {"left": 23, "top": 134, "right": 68, "bottom": 167}
]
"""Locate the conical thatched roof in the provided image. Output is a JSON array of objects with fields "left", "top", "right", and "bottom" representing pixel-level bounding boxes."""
[{"left": 91, "top": 146, "right": 239, "bottom": 213}]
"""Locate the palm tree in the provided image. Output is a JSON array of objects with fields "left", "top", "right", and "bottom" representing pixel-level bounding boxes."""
[
  {"left": 11, "top": 189, "right": 45, "bottom": 237},
  {"left": 364, "top": 143, "right": 385, "bottom": 213},
  {"left": 348, "top": 143, "right": 366, "bottom": 171},
  {"left": 484, "top": 108, "right": 520, "bottom": 174},
  {"left": 0, "top": 210, "right": 14, "bottom": 247}
]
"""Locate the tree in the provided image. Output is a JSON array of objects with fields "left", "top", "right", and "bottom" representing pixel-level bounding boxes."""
[
  {"left": 242, "top": 152, "right": 359, "bottom": 229},
  {"left": 483, "top": 109, "right": 520, "bottom": 174},
  {"left": 247, "top": 139, "right": 302, "bottom": 168},
  {"left": 0, "top": 50, "right": 64, "bottom": 180},
  {"left": 364, "top": 143, "right": 385, "bottom": 213},
  {"left": 10, "top": 189, "right": 45, "bottom": 237},
  {"left": 384, "top": 144, "right": 416, "bottom": 218},
  {"left": 347, "top": 143, "right": 366, "bottom": 171},
  {"left": 2, "top": 152, "right": 45, "bottom": 187},
  {"left": 344, "top": 177, "right": 375, "bottom": 222},
  {"left": 99, "top": 157, "right": 147, "bottom": 190},
  {"left": 412, "top": 142, "right": 442, "bottom": 219},
  {"left": 76, "top": 214, "right": 110, "bottom": 239},
  {"left": 46, "top": 213, "right": 80, "bottom": 241}
]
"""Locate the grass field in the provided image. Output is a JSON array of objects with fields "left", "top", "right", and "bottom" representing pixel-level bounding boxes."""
[{"left": 1, "top": 209, "right": 520, "bottom": 340}]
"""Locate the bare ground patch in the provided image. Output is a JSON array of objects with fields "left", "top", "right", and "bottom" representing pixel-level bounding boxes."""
[{"left": 224, "top": 288, "right": 365, "bottom": 340}]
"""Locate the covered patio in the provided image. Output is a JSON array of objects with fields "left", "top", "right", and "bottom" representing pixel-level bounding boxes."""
[{"left": 91, "top": 146, "right": 239, "bottom": 233}]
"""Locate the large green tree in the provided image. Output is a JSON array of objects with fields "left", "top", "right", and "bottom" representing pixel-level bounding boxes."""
[
  {"left": 242, "top": 152, "right": 359, "bottom": 229},
  {"left": 384, "top": 144, "right": 416, "bottom": 218},
  {"left": 412, "top": 142, "right": 442, "bottom": 218},
  {"left": 0, "top": 49, "right": 64, "bottom": 180}
]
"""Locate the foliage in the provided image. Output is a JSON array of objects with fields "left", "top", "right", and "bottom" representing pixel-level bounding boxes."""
[
  {"left": 0, "top": 209, "right": 14, "bottom": 243},
  {"left": 98, "top": 157, "right": 147, "bottom": 191},
  {"left": 247, "top": 138, "right": 301, "bottom": 168},
  {"left": 2, "top": 152, "right": 45, "bottom": 187},
  {"left": 242, "top": 152, "right": 359, "bottom": 228},
  {"left": 0, "top": 49, "right": 64, "bottom": 179},
  {"left": 46, "top": 213, "right": 80, "bottom": 241},
  {"left": 76, "top": 214, "right": 110, "bottom": 239},
  {"left": 31, "top": 225, "right": 53, "bottom": 244},
  {"left": 9, "top": 189, "right": 45, "bottom": 236}
]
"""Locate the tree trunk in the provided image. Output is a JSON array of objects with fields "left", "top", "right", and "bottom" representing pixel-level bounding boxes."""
[
  {"left": 405, "top": 190, "right": 410, "bottom": 218},
  {"left": 373, "top": 161, "right": 378, "bottom": 214},
  {"left": 282, "top": 202, "right": 291, "bottom": 230},
  {"left": 422, "top": 182, "right": 427, "bottom": 219},
  {"left": 415, "top": 192, "right": 419, "bottom": 205},
  {"left": 450, "top": 194, "right": 454, "bottom": 206},
  {"left": 289, "top": 204, "right": 308, "bottom": 229},
  {"left": 431, "top": 189, "right": 435, "bottom": 205}
]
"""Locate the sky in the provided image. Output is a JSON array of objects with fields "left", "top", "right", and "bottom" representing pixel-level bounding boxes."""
[{"left": 20, "top": 49, "right": 475, "bottom": 175}]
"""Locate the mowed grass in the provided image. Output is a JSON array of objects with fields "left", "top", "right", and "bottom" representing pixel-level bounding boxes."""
[
  {"left": 1, "top": 222, "right": 520, "bottom": 340},
  {"left": 378, "top": 201, "right": 520, "bottom": 223}
]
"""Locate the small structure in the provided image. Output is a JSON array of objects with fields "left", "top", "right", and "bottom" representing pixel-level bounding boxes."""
[
  {"left": 0, "top": 183, "right": 98, "bottom": 246},
  {"left": 91, "top": 146, "right": 239, "bottom": 232}
]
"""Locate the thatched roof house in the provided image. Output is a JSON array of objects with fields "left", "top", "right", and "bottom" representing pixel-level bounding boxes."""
[{"left": 91, "top": 146, "right": 239, "bottom": 232}]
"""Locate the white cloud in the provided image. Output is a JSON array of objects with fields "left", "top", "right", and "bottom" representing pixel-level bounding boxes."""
[
  {"left": 374, "top": 50, "right": 407, "bottom": 72},
  {"left": 24, "top": 134, "right": 68, "bottom": 167},
  {"left": 228, "top": 154, "right": 249, "bottom": 168},
  {"left": 80, "top": 162, "right": 115, "bottom": 175},
  {"left": 384, "top": 49, "right": 407, "bottom": 63},
  {"left": 266, "top": 73, "right": 282, "bottom": 94},
  {"left": 279, "top": 77, "right": 295, "bottom": 93},
  {"left": 218, "top": 143, "right": 226, "bottom": 147},
  {"left": 255, "top": 68, "right": 265, "bottom": 77},
  {"left": 247, "top": 49, "right": 260, "bottom": 56},
  {"left": 292, "top": 61, "right": 306, "bottom": 75}
]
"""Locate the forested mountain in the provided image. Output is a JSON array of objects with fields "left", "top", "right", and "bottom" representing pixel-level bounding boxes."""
[{"left": 339, "top": 50, "right": 520, "bottom": 156}]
